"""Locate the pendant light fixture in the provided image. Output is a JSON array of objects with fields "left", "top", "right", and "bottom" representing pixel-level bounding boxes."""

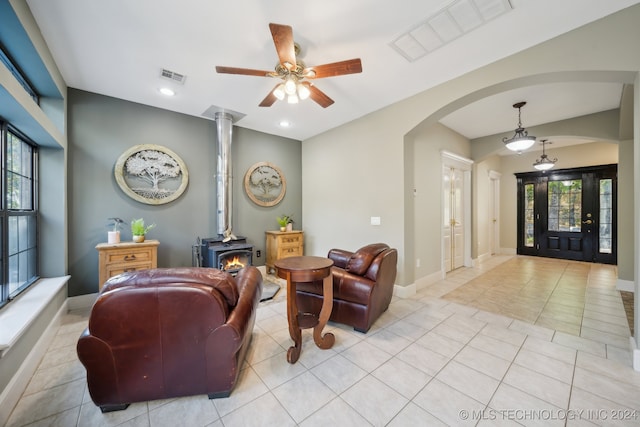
[
  {"left": 533, "top": 139, "right": 557, "bottom": 171},
  {"left": 502, "top": 101, "right": 536, "bottom": 152}
]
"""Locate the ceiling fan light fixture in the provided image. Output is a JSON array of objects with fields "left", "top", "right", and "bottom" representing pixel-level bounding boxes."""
[
  {"left": 503, "top": 101, "right": 536, "bottom": 152},
  {"left": 287, "top": 93, "right": 299, "bottom": 104},
  {"left": 297, "top": 83, "right": 310, "bottom": 100},
  {"left": 284, "top": 78, "right": 297, "bottom": 95},
  {"left": 273, "top": 84, "right": 285, "bottom": 100},
  {"left": 533, "top": 139, "right": 557, "bottom": 171}
]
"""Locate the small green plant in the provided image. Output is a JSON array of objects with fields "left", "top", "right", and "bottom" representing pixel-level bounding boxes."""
[
  {"left": 276, "top": 214, "right": 293, "bottom": 227},
  {"left": 131, "top": 218, "right": 156, "bottom": 236},
  {"left": 108, "top": 217, "right": 124, "bottom": 232}
]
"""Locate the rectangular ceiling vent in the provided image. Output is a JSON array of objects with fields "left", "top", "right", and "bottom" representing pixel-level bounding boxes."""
[
  {"left": 160, "top": 68, "right": 186, "bottom": 84},
  {"left": 390, "top": 0, "right": 513, "bottom": 62}
]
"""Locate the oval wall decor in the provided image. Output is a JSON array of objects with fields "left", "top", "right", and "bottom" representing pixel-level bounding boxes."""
[
  {"left": 115, "top": 144, "right": 189, "bottom": 205},
  {"left": 244, "top": 161, "right": 286, "bottom": 207}
]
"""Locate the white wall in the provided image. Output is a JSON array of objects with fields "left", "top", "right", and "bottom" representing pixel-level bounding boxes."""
[
  {"left": 302, "top": 4, "right": 640, "bottom": 289},
  {"left": 411, "top": 123, "right": 470, "bottom": 281}
]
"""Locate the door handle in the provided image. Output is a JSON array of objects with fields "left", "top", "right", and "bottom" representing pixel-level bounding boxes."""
[{"left": 582, "top": 219, "right": 593, "bottom": 225}]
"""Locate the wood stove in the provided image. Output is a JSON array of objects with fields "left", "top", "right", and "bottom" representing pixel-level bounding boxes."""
[{"left": 198, "top": 236, "right": 253, "bottom": 275}]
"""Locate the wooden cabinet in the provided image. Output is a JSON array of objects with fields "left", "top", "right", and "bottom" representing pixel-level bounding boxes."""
[
  {"left": 96, "top": 240, "right": 159, "bottom": 290},
  {"left": 265, "top": 231, "right": 304, "bottom": 273}
]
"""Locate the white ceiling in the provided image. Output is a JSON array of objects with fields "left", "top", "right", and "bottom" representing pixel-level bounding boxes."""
[{"left": 26, "top": 0, "right": 639, "bottom": 142}]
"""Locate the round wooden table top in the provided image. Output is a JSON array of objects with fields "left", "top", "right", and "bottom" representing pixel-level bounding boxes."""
[{"left": 275, "top": 256, "right": 333, "bottom": 282}]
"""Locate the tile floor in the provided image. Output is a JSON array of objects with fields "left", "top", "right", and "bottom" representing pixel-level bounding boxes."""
[{"left": 5, "top": 255, "right": 640, "bottom": 426}]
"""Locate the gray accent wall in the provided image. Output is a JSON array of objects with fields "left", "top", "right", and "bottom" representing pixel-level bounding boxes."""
[{"left": 67, "top": 89, "right": 301, "bottom": 296}]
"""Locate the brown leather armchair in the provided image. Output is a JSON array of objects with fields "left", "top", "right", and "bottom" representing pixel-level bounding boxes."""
[
  {"left": 77, "top": 266, "right": 262, "bottom": 412},
  {"left": 295, "top": 243, "right": 397, "bottom": 333}
]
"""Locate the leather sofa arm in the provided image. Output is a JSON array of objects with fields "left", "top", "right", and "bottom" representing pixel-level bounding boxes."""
[
  {"left": 223, "top": 266, "right": 262, "bottom": 340},
  {"left": 328, "top": 249, "right": 352, "bottom": 269},
  {"left": 77, "top": 329, "right": 119, "bottom": 405}
]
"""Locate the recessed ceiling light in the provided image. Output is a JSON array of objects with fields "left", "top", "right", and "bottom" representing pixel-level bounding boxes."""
[
  {"left": 159, "top": 87, "right": 175, "bottom": 96},
  {"left": 279, "top": 120, "right": 291, "bottom": 128}
]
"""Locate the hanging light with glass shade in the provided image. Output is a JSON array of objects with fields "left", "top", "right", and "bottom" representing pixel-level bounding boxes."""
[
  {"left": 533, "top": 139, "right": 557, "bottom": 171},
  {"left": 503, "top": 101, "right": 536, "bottom": 152}
]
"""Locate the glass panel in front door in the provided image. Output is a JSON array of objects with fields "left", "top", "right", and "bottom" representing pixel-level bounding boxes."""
[
  {"left": 599, "top": 178, "right": 612, "bottom": 254},
  {"left": 548, "top": 180, "right": 582, "bottom": 232},
  {"left": 524, "top": 183, "right": 534, "bottom": 247}
]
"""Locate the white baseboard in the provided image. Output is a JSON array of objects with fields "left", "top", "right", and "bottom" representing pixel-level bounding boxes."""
[
  {"left": 476, "top": 252, "right": 492, "bottom": 264},
  {"left": 415, "top": 269, "right": 445, "bottom": 291},
  {"left": 0, "top": 300, "right": 68, "bottom": 427},
  {"left": 617, "top": 279, "right": 635, "bottom": 293},
  {"left": 631, "top": 337, "right": 640, "bottom": 372},
  {"left": 393, "top": 283, "right": 416, "bottom": 298}
]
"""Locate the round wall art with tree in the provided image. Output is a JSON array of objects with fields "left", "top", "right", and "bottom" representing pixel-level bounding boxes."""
[
  {"left": 115, "top": 144, "right": 189, "bottom": 205},
  {"left": 244, "top": 161, "right": 286, "bottom": 207}
]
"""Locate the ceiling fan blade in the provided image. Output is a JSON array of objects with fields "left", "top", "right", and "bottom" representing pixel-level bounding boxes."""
[
  {"left": 303, "top": 58, "right": 362, "bottom": 79},
  {"left": 269, "top": 23, "right": 296, "bottom": 71},
  {"left": 216, "top": 66, "right": 273, "bottom": 77},
  {"left": 259, "top": 85, "right": 280, "bottom": 107},
  {"left": 301, "top": 82, "right": 334, "bottom": 108}
]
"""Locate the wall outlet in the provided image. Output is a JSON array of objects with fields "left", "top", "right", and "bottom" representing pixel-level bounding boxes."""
[
  {"left": 416, "top": 258, "right": 420, "bottom": 267},
  {"left": 256, "top": 250, "right": 261, "bottom": 258},
  {"left": 371, "top": 216, "right": 381, "bottom": 226}
]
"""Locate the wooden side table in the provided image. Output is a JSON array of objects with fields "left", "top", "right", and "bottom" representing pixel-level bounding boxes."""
[
  {"left": 275, "top": 256, "right": 335, "bottom": 363},
  {"left": 96, "top": 240, "right": 159, "bottom": 290}
]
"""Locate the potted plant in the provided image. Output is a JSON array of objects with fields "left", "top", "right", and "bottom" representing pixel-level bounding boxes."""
[
  {"left": 276, "top": 214, "right": 290, "bottom": 232},
  {"left": 107, "top": 217, "right": 124, "bottom": 244},
  {"left": 131, "top": 218, "right": 155, "bottom": 243}
]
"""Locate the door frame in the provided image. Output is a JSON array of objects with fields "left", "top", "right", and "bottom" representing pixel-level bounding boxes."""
[
  {"left": 489, "top": 170, "right": 502, "bottom": 255},
  {"left": 441, "top": 151, "right": 473, "bottom": 272},
  {"left": 515, "top": 164, "right": 617, "bottom": 264}
]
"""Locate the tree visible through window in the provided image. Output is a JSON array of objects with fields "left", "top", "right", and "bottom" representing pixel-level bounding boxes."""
[
  {"left": 1, "top": 125, "right": 38, "bottom": 308},
  {"left": 548, "top": 180, "right": 582, "bottom": 232}
]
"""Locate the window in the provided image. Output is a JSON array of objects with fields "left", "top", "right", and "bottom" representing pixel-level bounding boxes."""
[
  {"left": 599, "top": 178, "right": 613, "bottom": 254},
  {"left": 0, "top": 124, "right": 39, "bottom": 308},
  {"left": 548, "top": 179, "right": 582, "bottom": 232},
  {"left": 524, "top": 183, "right": 534, "bottom": 247}
]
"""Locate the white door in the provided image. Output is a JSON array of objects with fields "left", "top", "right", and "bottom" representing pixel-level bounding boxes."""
[
  {"left": 489, "top": 170, "right": 501, "bottom": 255},
  {"left": 441, "top": 151, "right": 473, "bottom": 274},
  {"left": 443, "top": 165, "right": 464, "bottom": 272}
]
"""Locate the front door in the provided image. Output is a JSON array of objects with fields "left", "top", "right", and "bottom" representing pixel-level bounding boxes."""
[{"left": 516, "top": 164, "right": 617, "bottom": 264}]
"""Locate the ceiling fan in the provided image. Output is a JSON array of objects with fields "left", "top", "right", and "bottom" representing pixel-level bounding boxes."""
[{"left": 215, "top": 23, "right": 362, "bottom": 108}]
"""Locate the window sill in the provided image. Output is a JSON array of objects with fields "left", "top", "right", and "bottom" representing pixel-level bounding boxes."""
[{"left": 0, "top": 276, "right": 70, "bottom": 358}]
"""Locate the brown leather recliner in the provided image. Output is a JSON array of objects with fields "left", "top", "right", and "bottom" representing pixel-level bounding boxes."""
[
  {"left": 77, "top": 266, "right": 262, "bottom": 412},
  {"left": 295, "top": 243, "right": 398, "bottom": 333}
]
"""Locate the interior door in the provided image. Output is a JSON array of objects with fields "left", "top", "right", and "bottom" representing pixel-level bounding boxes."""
[
  {"left": 443, "top": 165, "right": 465, "bottom": 272},
  {"left": 516, "top": 164, "right": 617, "bottom": 264}
]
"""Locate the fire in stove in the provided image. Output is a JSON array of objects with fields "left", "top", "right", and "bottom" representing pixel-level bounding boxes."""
[{"left": 195, "top": 236, "right": 253, "bottom": 276}]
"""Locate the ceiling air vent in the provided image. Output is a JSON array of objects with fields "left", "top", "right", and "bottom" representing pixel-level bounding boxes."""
[{"left": 160, "top": 68, "right": 186, "bottom": 84}]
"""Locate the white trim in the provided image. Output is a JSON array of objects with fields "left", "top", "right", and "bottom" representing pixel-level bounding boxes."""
[
  {"left": 0, "top": 299, "right": 68, "bottom": 427},
  {"left": 0, "top": 276, "right": 70, "bottom": 357},
  {"left": 393, "top": 283, "right": 416, "bottom": 298},
  {"left": 631, "top": 337, "right": 640, "bottom": 372},
  {"left": 441, "top": 150, "right": 474, "bottom": 166},
  {"left": 476, "top": 252, "right": 493, "bottom": 264},
  {"left": 616, "top": 279, "right": 635, "bottom": 293},
  {"left": 488, "top": 169, "right": 502, "bottom": 180}
]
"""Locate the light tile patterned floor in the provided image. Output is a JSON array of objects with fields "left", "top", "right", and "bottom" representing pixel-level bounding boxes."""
[{"left": 5, "top": 255, "right": 640, "bottom": 426}]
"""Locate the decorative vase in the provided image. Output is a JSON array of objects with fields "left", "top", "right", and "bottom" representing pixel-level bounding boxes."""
[
  {"left": 279, "top": 226, "right": 286, "bottom": 232},
  {"left": 133, "top": 235, "right": 145, "bottom": 243},
  {"left": 108, "top": 231, "right": 120, "bottom": 244},
  {"left": 286, "top": 223, "right": 293, "bottom": 232}
]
